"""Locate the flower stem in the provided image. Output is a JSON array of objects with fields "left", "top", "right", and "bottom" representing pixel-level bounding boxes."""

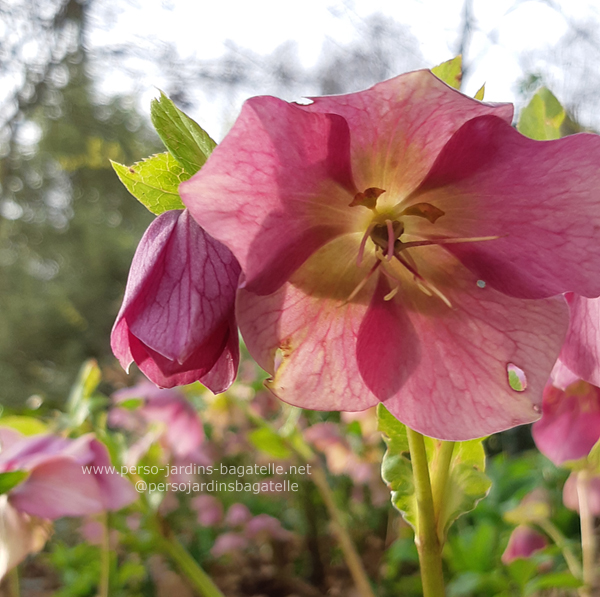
[
  {"left": 537, "top": 519, "right": 582, "bottom": 581},
  {"left": 8, "top": 567, "right": 20, "bottom": 597},
  {"left": 577, "top": 470, "right": 597, "bottom": 596},
  {"left": 156, "top": 522, "right": 226, "bottom": 597},
  {"left": 406, "top": 427, "right": 446, "bottom": 597}
]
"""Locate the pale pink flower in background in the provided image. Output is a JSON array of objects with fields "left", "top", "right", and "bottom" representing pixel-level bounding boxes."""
[
  {"left": 181, "top": 69, "right": 600, "bottom": 440},
  {"left": 0, "top": 429, "right": 137, "bottom": 519},
  {"left": 224, "top": 503, "right": 252, "bottom": 527},
  {"left": 210, "top": 532, "right": 249, "bottom": 558},
  {"left": 244, "top": 514, "right": 293, "bottom": 542},
  {"left": 111, "top": 209, "right": 240, "bottom": 392},
  {"left": 532, "top": 368, "right": 600, "bottom": 466},
  {"left": 191, "top": 495, "right": 223, "bottom": 527},
  {"left": 501, "top": 525, "right": 548, "bottom": 564}
]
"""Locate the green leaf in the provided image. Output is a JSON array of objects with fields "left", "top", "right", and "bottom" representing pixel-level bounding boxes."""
[
  {"left": 432, "top": 56, "right": 462, "bottom": 89},
  {"left": 111, "top": 152, "right": 188, "bottom": 215},
  {"left": 377, "top": 404, "right": 491, "bottom": 536},
  {"left": 66, "top": 359, "right": 102, "bottom": 428},
  {"left": 525, "top": 571, "right": 582, "bottom": 594},
  {"left": 150, "top": 91, "right": 216, "bottom": 176},
  {"left": 249, "top": 428, "right": 292, "bottom": 459},
  {"left": 0, "top": 415, "right": 47, "bottom": 436},
  {"left": 0, "top": 470, "right": 28, "bottom": 495},
  {"left": 436, "top": 438, "right": 492, "bottom": 539},
  {"left": 517, "top": 87, "right": 566, "bottom": 140}
]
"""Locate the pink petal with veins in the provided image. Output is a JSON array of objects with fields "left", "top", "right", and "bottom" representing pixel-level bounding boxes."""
[
  {"left": 559, "top": 294, "right": 600, "bottom": 387},
  {"left": 111, "top": 209, "right": 240, "bottom": 391},
  {"left": 412, "top": 115, "right": 600, "bottom": 299},
  {"left": 180, "top": 97, "right": 358, "bottom": 295},
  {"left": 303, "top": 69, "right": 513, "bottom": 196}
]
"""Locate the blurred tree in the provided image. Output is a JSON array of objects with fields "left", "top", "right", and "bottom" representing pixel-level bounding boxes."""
[{"left": 0, "top": 0, "right": 158, "bottom": 407}]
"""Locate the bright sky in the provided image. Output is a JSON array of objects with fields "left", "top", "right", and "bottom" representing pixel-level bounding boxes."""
[{"left": 87, "top": 0, "right": 599, "bottom": 135}]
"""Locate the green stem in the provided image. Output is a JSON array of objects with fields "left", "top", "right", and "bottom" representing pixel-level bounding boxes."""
[
  {"left": 577, "top": 470, "right": 597, "bottom": 597},
  {"left": 99, "top": 512, "right": 110, "bottom": 597},
  {"left": 431, "top": 441, "right": 455, "bottom": 541},
  {"left": 537, "top": 519, "right": 582, "bottom": 581},
  {"left": 406, "top": 428, "right": 446, "bottom": 597},
  {"left": 156, "top": 522, "right": 226, "bottom": 597}
]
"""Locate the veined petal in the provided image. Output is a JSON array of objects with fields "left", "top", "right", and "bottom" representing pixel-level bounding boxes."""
[
  {"left": 559, "top": 294, "right": 600, "bottom": 386},
  {"left": 302, "top": 69, "right": 513, "bottom": 200},
  {"left": 236, "top": 237, "right": 383, "bottom": 411},
  {"left": 411, "top": 115, "right": 600, "bottom": 299},
  {"left": 180, "top": 97, "right": 359, "bottom": 295},
  {"left": 380, "top": 247, "right": 568, "bottom": 440},
  {"left": 116, "top": 210, "right": 239, "bottom": 362}
]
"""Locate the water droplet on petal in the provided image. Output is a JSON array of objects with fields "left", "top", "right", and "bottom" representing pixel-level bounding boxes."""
[
  {"left": 532, "top": 404, "right": 541, "bottom": 413},
  {"left": 477, "top": 280, "right": 486, "bottom": 288},
  {"left": 507, "top": 363, "right": 527, "bottom": 392}
]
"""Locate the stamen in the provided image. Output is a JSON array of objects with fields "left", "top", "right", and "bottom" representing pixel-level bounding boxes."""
[
  {"left": 345, "top": 259, "right": 381, "bottom": 304},
  {"left": 386, "top": 219, "right": 395, "bottom": 261},
  {"left": 394, "top": 253, "right": 453, "bottom": 308},
  {"left": 384, "top": 285, "right": 400, "bottom": 301},
  {"left": 357, "top": 222, "right": 376, "bottom": 267},
  {"left": 396, "top": 235, "right": 500, "bottom": 252}
]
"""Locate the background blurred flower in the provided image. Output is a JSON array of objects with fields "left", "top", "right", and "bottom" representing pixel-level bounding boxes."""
[
  {"left": 0, "top": 430, "right": 137, "bottom": 519},
  {"left": 562, "top": 472, "right": 600, "bottom": 516},
  {"left": 501, "top": 525, "right": 548, "bottom": 564}
]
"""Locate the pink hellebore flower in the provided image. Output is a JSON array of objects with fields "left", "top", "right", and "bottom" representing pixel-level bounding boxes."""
[
  {"left": 110, "top": 381, "right": 206, "bottom": 462},
  {"left": 501, "top": 525, "right": 548, "bottom": 565},
  {"left": 0, "top": 430, "right": 137, "bottom": 519},
  {"left": 111, "top": 209, "right": 241, "bottom": 392},
  {"left": 180, "top": 70, "right": 600, "bottom": 440},
  {"left": 532, "top": 367, "right": 600, "bottom": 466}
]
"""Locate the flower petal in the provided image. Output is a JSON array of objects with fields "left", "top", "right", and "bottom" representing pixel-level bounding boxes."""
[
  {"left": 411, "top": 115, "right": 600, "bottom": 299},
  {"left": 180, "top": 97, "right": 359, "bottom": 295},
  {"left": 559, "top": 294, "right": 600, "bottom": 386},
  {"left": 302, "top": 69, "right": 513, "bottom": 197},
  {"left": 113, "top": 210, "right": 240, "bottom": 364},
  {"left": 532, "top": 379, "right": 600, "bottom": 466}
]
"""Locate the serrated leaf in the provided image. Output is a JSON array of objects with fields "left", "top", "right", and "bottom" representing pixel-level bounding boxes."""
[
  {"left": 0, "top": 471, "right": 28, "bottom": 495},
  {"left": 378, "top": 405, "right": 491, "bottom": 537},
  {"left": 112, "top": 153, "right": 187, "bottom": 215},
  {"left": 151, "top": 91, "right": 216, "bottom": 176},
  {"left": 0, "top": 416, "right": 47, "bottom": 436},
  {"left": 517, "top": 87, "right": 566, "bottom": 141},
  {"left": 432, "top": 56, "right": 462, "bottom": 89},
  {"left": 474, "top": 84, "right": 485, "bottom": 101},
  {"left": 249, "top": 428, "right": 292, "bottom": 459}
]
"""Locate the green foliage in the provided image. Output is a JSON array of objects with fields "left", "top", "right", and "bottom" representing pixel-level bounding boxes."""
[
  {"left": 249, "top": 427, "right": 292, "bottom": 459},
  {"left": 378, "top": 405, "right": 490, "bottom": 538},
  {"left": 111, "top": 153, "right": 188, "bottom": 215},
  {"left": 0, "top": 470, "right": 28, "bottom": 494},
  {"left": 517, "top": 87, "right": 566, "bottom": 140},
  {"left": 0, "top": 414, "right": 47, "bottom": 435},
  {"left": 150, "top": 91, "right": 217, "bottom": 176},
  {"left": 432, "top": 56, "right": 462, "bottom": 89}
]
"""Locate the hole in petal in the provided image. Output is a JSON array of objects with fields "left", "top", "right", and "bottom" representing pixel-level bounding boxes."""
[
  {"left": 507, "top": 363, "right": 527, "bottom": 392},
  {"left": 293, "top": 97, "right": 314, "bottom": 105},
  {"left": 477, "top": 280, "right": 486, "bottom": 288}
]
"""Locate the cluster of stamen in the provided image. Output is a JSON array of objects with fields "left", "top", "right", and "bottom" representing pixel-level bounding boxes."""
[{"left": 348, "top": 187, "right": 498, "bottom": 306}]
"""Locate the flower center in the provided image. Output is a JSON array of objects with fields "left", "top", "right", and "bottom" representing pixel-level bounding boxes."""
[{"left": 348, "top": 188, "right": 499, "bottom": 305}]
